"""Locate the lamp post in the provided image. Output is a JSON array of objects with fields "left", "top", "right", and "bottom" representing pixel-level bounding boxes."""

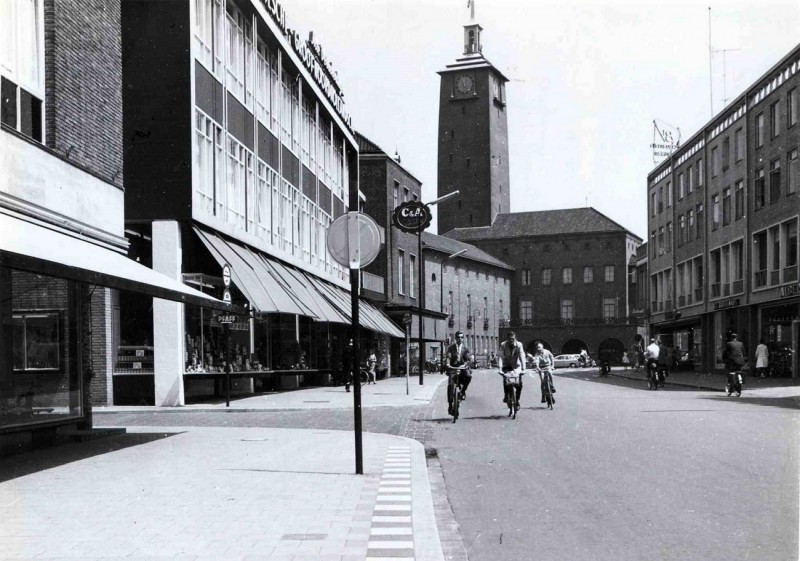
[{"left": 438, "top": 248, "right": 468, "bottom": 373}]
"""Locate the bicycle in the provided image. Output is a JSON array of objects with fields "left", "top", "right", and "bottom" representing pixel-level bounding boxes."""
[
  {"left": 447, "top": 365, "right": 468, "bottom": 422},
  {"left": 540, "top": 370, "right": 555, "bottom": 410},
  {"left": 503, "top": 374, "right": 521, "bottom": 418}
]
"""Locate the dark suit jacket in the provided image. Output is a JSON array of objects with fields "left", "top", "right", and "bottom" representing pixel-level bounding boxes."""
[{"left": 445, "top": 343, "right": 471, "bottom": 374}]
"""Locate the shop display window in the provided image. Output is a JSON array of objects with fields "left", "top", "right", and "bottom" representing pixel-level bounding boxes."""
[{"left": 1, "top": 268, "right": 82, "bottom": 429}]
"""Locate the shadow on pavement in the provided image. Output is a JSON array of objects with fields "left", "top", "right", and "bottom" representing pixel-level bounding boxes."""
[
  {"left": 558, "top": 370, "right": 699, "bottom": 392},
  {"left": 701, "top": 395, "right": 800, "bottom": 411},
  {"left": 0, "top": 431, "right": 182, "bottom": 483}
]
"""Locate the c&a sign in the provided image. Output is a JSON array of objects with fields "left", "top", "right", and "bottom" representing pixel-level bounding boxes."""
[{"left": 392, "top": 201, "right": 432, "bottom": 234}]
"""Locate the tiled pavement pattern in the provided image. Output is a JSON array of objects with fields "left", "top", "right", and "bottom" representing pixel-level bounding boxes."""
[{"left": 368, "top": 446, "right": 414, "bottom": 560}]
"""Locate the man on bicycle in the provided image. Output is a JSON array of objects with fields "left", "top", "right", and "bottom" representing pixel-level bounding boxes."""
[
  {"left": 445, "top": 331, "right": 472, "bottom": 414},
  {"left": 723, "top": 332, "right": 746, "bottom": 389},
  {"left": 644, "top": 337, "right": 660, "bottom": 375},
  {"left": 532, "top": 342, "right": 556, "bottom": 403},
  {"left": 498, "top": 331, "right": 525, "bottom": 406}
]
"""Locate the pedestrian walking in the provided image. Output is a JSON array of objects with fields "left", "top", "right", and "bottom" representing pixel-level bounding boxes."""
[
  {"left": 622, "top": 352, "right": 630, "bottom": 369},
  {"left": 755, "top": 338, "right": 769, "bottom": 378},
  {"left": 366, "top": 349, "right": 377, "bottom": 384}
]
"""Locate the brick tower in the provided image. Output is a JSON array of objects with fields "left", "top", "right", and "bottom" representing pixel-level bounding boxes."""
[{"left": 436, "top": 1, "right": 510, "bottom": 234}]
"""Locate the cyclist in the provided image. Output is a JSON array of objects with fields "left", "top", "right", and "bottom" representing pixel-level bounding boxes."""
[
  {"left": 723, "top": 332, "right": 746, "bottom": 393},
  {"left": 644, "top": 337, "right": 660, "bottom": 377},
  {"left": 445, "top": 331, "right": 472, "bottom": 415},
  {"left": 498, "top": 331, "right": 525, "bottom": 407},
  {"left": 532, "top": 342, "right": 556, "bottom": 404}
]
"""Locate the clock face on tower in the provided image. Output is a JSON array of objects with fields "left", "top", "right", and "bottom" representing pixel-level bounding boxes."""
[{"left": 455, "top": 74, "right": 474, "bottom": 95}]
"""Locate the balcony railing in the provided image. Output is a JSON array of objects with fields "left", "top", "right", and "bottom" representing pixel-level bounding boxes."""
[
  {"left": 733, "top": 279, "right": 744, "bottom": 294},
  {"left": 687, "top": 293, "right": 693, "bottom": 305},
  {"left": 770, "top": 270, "right": 780, "bottom": 285},
  {"left": 678, "top": 295, "right": 686, "bottom": 307},
  {"left": 723, "top": 283, "right": 730, "bottom": 296},
  {"left": 503, "top": 316, "right": 642, "bottom": 329},
  {"left": 754, "top": 269, "right": 767, "bottom": 288},
  {"left": 711, "top": 283, "right": 721, "bottom": 298},
  {"left": 785, "top": 265, "right": 799, "bottom": 283},
  {"left": 665, "top": 299, "right": 673, "bottom": 312},
  {"left": 651, "top": 301, "right": 658, "bottom": 311},
  {"left": 694, "top": 287, "right": 703, "bottom": 301}
]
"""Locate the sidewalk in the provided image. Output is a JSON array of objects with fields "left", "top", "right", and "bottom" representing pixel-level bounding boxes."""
[
  {"left": 608, "top": 366, "right": 800, "bottom": 398},
  {"left": 1, "top": 375, "right": 450, "bottom": 561}
]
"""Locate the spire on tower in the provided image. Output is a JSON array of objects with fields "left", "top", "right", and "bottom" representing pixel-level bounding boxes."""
[{"left": 463, "top": 0, "right": 482, "bottom": 55}]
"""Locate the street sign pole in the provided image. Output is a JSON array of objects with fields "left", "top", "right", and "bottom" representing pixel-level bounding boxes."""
[
  {"left": 418, "top": 226, "right": 424, "bottom": 385},
  {"left": 327, "top": 211, "right": 382, "bottom": 476}
]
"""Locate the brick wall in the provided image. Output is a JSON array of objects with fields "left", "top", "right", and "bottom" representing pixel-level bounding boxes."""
[
  {"left": 89, "top": 287, "right": 114, "bottom": 406},
  {"left": 44, "top": 0, "right": 123, "bottom": 187}
]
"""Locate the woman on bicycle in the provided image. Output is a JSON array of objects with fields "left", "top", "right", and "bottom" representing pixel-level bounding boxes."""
[{"left": 532, "top": 342, "right": 556, "bottom": 404}]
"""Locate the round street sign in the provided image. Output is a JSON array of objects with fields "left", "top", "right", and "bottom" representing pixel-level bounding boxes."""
[
  {"left": 222, "top": 263, "right": 232, "bottom": 288},
  {"left": 326, "top": 211, "right": 382, "bottom": 269},
  {"left": 392, "top": 201, "right": 432, "bottom": 233}
]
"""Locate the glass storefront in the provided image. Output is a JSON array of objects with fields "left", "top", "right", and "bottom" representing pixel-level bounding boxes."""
[
  {"left": 760, "top": 302, "right": 799, "bottom": 377},
  {"left": 1, "top": 267, "right": 83, "bottom": 429}
]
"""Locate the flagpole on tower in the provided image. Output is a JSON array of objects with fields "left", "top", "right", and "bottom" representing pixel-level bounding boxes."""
[{"left": 468, "top": 0, "right": 475, "bottom": 22}]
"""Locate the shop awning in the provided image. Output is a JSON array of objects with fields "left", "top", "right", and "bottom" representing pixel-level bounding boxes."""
[
  {"left": 0, "top": 212, "right": 230, "bottom": 310},
  {"left": 266, "top": 259, "right": 348, "bottom": 324},
  {"left": 194, "top": 227, "right": 312, "bottom": 317},
  {"left": 305, "top": 274, "right": 405, "bottom": 338}
]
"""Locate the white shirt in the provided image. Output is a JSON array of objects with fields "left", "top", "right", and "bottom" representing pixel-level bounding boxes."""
[{"left": 645, "top": 343, "right": 660, "bottom": 360}]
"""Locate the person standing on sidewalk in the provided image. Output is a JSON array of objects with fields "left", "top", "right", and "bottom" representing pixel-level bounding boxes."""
[
  {"left": 755, "top": 338, "right": 769, "bottom": 378},
  {"left": 342, "top": 339, "right": 354, "bottom": 392}
]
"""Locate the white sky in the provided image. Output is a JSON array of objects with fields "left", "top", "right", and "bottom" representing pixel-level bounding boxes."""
[{"left": 283, "top": 0, "right": 800, "bottom": 238}]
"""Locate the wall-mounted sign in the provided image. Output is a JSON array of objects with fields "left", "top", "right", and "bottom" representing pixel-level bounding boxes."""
[
  {"left": 713, "top": 298, "right": 740, "bottom": 310},
  {"left": 258, "top": 0, "right": 351, "bottom": 129},
  {"left": 222, "top": 289, "right": 232, "bottom": 303},
  {"left": 780, "top": 283, "right": 800, "bottom": 298},
  {"left": 216, "top": 314, "right": 238, "bottom": 324},
  {"left": 392, "top": 201, "right": 432, "bottom": 234},
  {"left": 222, "top": 263, "right": 231, "bottom": 288}
]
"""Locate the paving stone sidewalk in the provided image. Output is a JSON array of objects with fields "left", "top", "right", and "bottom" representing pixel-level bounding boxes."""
[{"left": 2, "top": 375, "right": 450, "bottom": 561}]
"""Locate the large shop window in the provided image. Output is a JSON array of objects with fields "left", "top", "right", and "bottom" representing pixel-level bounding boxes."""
[{"left": 1, "top": 268, "right": 81, "bottom": 429}]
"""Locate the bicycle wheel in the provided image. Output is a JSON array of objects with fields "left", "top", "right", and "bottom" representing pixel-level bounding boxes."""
[
  {"left": 450, "top": 381, "right": 460, "bottom": 422},
  {"left": 544, "top": 373, "right": 554, "bottom": 410},
  {"left": 506, "top": 384, "right": 514, "bottom": 417},
  {"left": 360, "top": 370, "right": 369, "bottom": 386}
]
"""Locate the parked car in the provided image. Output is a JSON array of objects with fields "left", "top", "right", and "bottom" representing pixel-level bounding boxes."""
[{"left": 553, "top": 354, "right": 582, "bottom": 369}]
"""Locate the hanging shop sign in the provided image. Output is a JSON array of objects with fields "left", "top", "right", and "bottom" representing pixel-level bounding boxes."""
[{"left": 392, "top": 201, "right": 432, "bottom": 234}]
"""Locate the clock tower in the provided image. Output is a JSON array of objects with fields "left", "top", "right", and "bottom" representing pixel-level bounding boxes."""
[{"left": 436, "top": 2, "right": 510, "bottom": 235}]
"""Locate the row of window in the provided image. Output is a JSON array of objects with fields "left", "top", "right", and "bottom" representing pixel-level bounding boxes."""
[
  {"left": 651, "top": 87, "right": 799, "bottom": 217},
  {"left": 195, "top": 109, "right": 343, "bottom": 279},
  {"left": 392, "top": 180, "right": 418, "bottom": 208},
  {"left": 520, "top": 266, "right": 615, "bottom": 286},
  {"left": 654, "top": 150, "right": 798, "bottom": 255},
  {"left": 650, "top": 217, "right": 799, "bottom": 310},
  {"left": 397, "top": 250, "right": 417, "bottom": 298},
  {"left": 195, "top": 0, "right": 347, "bottom": 200},
  {"left": 754, "top": 88, "right": 798, "bottom": 148},
  {"left": 518, "top": 297, "right": 618, "bottom": 322},
  {"left": 754, "top": 148, "right": 799, "bottom": 209}
]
